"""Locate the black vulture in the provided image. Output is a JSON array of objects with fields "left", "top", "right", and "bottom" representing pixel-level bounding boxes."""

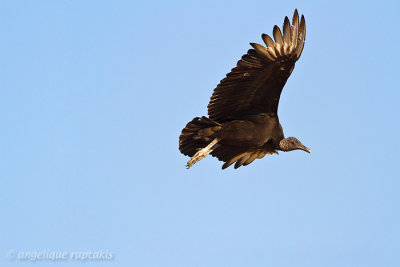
[{"left": 179, "top": 10, "right": 310, "bottom": 169}]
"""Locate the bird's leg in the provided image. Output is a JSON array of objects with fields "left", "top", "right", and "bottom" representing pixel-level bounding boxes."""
[{"left": 186, "top": 138, "right": 220, "bottom": 169}]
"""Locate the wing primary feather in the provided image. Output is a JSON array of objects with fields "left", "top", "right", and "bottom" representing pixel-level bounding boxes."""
[
  {"left": 250, "top": 43, "right": 275, "bottom": 61},
  {"left": 289, "top": 26, "right": 296, "bottom": 52},
  {"left": 262, "top": 33, "right": 275, "bottom": 48},
  {"left": 257, "top": 151, "right": 266, "bottom": 159},
  {"left": 292, "top": 9, "right": 299, "bottom": 28},
  {"left": 234, "top": 154, "right": 250, "bottom": 169},
  {"left": 266, "top": 47, "right": 277, "bottom": 58},
  {"left": 222, "top": 152, "right": 248, "bottom": 169},
  {"left": 295, "top": 15, "right": 306, "bottom": 57},
  {"left": 283, "top": 16, "right": 291, "bottom": 45},
  {"left": 273, "top": 25, "right": 283, "bottom": 45},
  {"left": 299, "top": 15, "right": 306, "bottom": 41},
  {"left": 243, "top": 153, "right": 258, "bottom": 166},
  {"left": 274, "top": 43, "right": 282, "bottom": 57},
  {"left": 292, "top": 9, "right": 299, "bottom": 48}
]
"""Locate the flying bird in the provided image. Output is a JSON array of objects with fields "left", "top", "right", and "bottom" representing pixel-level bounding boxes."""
[{"left": 179, "top": 10, "right": 310, "bottom": 169}]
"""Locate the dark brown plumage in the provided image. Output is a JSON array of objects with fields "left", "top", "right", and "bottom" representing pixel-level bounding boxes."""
[{"left": 179, "top": 10, "right": 310, "bottom": 169}]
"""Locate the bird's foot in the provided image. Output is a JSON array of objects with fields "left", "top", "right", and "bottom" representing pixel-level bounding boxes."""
[
  {"left": 186, "top": 149, "right": 208, "bottom": 169},
  {"left": 186, "top": 138, "right": 220, "bottom": 169}
]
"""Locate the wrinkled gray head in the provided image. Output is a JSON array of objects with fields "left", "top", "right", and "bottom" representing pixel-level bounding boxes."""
[{"left": 279, "top": 137, "right": 311, "bottom": 153}]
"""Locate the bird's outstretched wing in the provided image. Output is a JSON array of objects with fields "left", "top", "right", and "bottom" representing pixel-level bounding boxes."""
[{"left": 207, "top": 10, "right": 306, "bottom": 123}]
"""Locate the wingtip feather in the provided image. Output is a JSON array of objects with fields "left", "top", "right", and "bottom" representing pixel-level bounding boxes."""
[
  {"left": 261, "top": 33, "right": 275, "bottom": 48},
  {"left": 250, "top": 42, "right": 275, "bottom": 61},
  {"left": 294, "top": 14, "right": 306, "bottom": 57},
  {"left": 283, "top": 16, "right": 291, "bottom": 45},
  {"left": 292, "top": 9, "right": 299, "bottom": 26},
  {"left": 273, "top": 25, "right": 283, "bottom": 45}
]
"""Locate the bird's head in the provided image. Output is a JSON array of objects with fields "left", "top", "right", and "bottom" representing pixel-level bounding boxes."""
[{"left": 279, "top": 137, "right": 311, "bottom": 153}]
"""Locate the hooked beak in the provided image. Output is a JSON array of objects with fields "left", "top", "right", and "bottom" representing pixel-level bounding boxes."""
[{"left": 301, "top": 146, "right": 311, "bottom": 154}]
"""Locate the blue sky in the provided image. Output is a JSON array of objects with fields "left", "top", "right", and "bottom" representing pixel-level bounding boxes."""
[{"left": 1, "top": 0, "right": 400, "bottom": 266}]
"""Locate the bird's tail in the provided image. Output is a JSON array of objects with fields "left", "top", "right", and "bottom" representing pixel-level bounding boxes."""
[{"left": 179, "top": 116, "right": 222, "bottom": 167}]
